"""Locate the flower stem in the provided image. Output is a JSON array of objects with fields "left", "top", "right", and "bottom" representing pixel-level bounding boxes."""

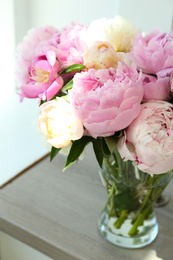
[
  {"left": 114, "top": 210, "right": 128, "bottom": 229},
  {"left": 114, "top": 148, "right": 122, "bottom": 177},
  {"left": 129, "top": 175, "right": 171, "bottom": 236},
  {"left": 128, "top": 206, "right": 151, "bottom": 237}
]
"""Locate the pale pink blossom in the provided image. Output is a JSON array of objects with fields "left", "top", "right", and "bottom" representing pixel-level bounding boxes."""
[
  {"left": 129, "top": 29, "right": 173, "bottom": 75},
  {"left": 69, "top": 63, "right": 143, "bottom": 138},
  {"left": 16, "top": 26, "right": 58, "bottom": 86},
  {"left": 52, "top": 22, "right": 87, "bottom": 69},
  {"left": 83, "top": 41, "right": 124, "bottom": 69},
  {"left": 142, "top": 74, "right": 170, "bottom": 101},
  {"left": 38, "top": 98, "right": 84, "bottom": 148},
  {"left": 19, "top": 50, "right": 63, "bottom": 102},
  {"left": 118, "top": 101, "right": 173, "bottom": 175}
]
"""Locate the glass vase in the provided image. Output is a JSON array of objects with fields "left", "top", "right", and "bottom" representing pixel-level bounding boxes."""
[{"left": 98, "top": 147, "right": 172, "bottom": 249}]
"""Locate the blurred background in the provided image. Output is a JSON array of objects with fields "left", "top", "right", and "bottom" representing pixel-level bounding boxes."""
[{"left": 0, "top": 0, "right": 172, "bottom": 186}]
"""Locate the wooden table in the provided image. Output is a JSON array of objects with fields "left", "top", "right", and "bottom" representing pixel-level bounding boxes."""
[{"left": 0, "top": 145, "right": 173, "bottom": 260}]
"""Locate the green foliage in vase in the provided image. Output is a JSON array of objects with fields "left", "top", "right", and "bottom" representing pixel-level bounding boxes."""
[{"left": 100, "top": 147, "right": 172, "bottom": 237}]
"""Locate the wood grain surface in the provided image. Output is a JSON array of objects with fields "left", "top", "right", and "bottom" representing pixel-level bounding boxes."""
[{"left": 0, "top": 145, "right": 173, "bottom": 260}]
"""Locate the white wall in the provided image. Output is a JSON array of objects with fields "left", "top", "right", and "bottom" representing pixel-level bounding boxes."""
[
  {"left": 119, "top": 0, "right": 173, "bottom": 32},
  {"left": 14, "top": 0, "right": 120, "bottom": 45},
  {"left": 0, "top": 231, "right": 53, "bottom": 260},
  {"left": 14, "top": 0, "right": 173, "bottom": 47},
  {"left": 0, "top": 0, "right": 15, "bottom": 104}
]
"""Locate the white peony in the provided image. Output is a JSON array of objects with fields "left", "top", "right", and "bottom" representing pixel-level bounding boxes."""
[
  {"left": 86, "top": 16, "right": 137, "bottom": 52},
  {"left": 38, "top": 97, "right": 84, "bottom": 148}
]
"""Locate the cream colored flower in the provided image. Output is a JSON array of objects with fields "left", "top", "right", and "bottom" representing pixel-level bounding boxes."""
[
  {"left": 38, "top": 98, "right": 84, "bottom": 148},
  {"left": 86, "top": 16, "right": 137, "bottom": 52},
  {"left": 83, "top": 41, "right": 119, "bottom": 69}
]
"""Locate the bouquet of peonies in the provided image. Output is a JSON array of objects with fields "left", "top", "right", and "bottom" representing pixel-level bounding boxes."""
[
  {"left": 16, "top": 15, "right": 173, "bottom": 248},
  {"left": 16, "top": 16, "right": 173, "bottom": 175}
]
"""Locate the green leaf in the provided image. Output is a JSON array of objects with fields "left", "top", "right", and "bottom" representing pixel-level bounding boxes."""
[
  {"left": 104, "top": 135, "right": 118, "bottom": 154},
  {"left": 50, "top": 146, "right": 61, "bottom": 161},
  {"left": 101, "top": 138, "right": 111, "bottom": 157},
  {"left": 61, "top": 79, "right": 73, "bottom": 92},
  {"left": 92, "top": 138, "right": 103, "bottom": 168},
  {"left": 61, "top": 64, "right": 85, "bottom": 75},
  {"left": 113, "top": 189, "right": 136, "bottom": 210},
  {"left": 63, "top": 136, "right": 93, "bottom": 171},
  {"left": 39, "top": 99, "right": 47, "bottom": 106},
  {"left": 58, "top": 91, "right": 68, "bottom": 97}
]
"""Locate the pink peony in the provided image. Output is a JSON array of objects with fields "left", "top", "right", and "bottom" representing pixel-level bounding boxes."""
[
  {"left": 142, "top": 74, "right": 170, "bottom": 101},
  {"left": 118, "top": 101, "right": 173, "bottom": 175},
  {"left": 51, "top": 22, "right": 87, "bottom": 69},
  {"left": 16, "top": 26, "right": 58, "bottom": 86},
  {"left": 129, "top": 29, "right": 173, "bottom": 75},
  {"left": 69, "top": 63, "right": 143, "bottom": 137},
  {"left": 19, "top": 50, "right": 63, "bottom": 102}
]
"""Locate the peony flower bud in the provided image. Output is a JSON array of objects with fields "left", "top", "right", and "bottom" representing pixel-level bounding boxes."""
[{"left": 83, "top": 41, "right": 120, "bottom": 69}]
